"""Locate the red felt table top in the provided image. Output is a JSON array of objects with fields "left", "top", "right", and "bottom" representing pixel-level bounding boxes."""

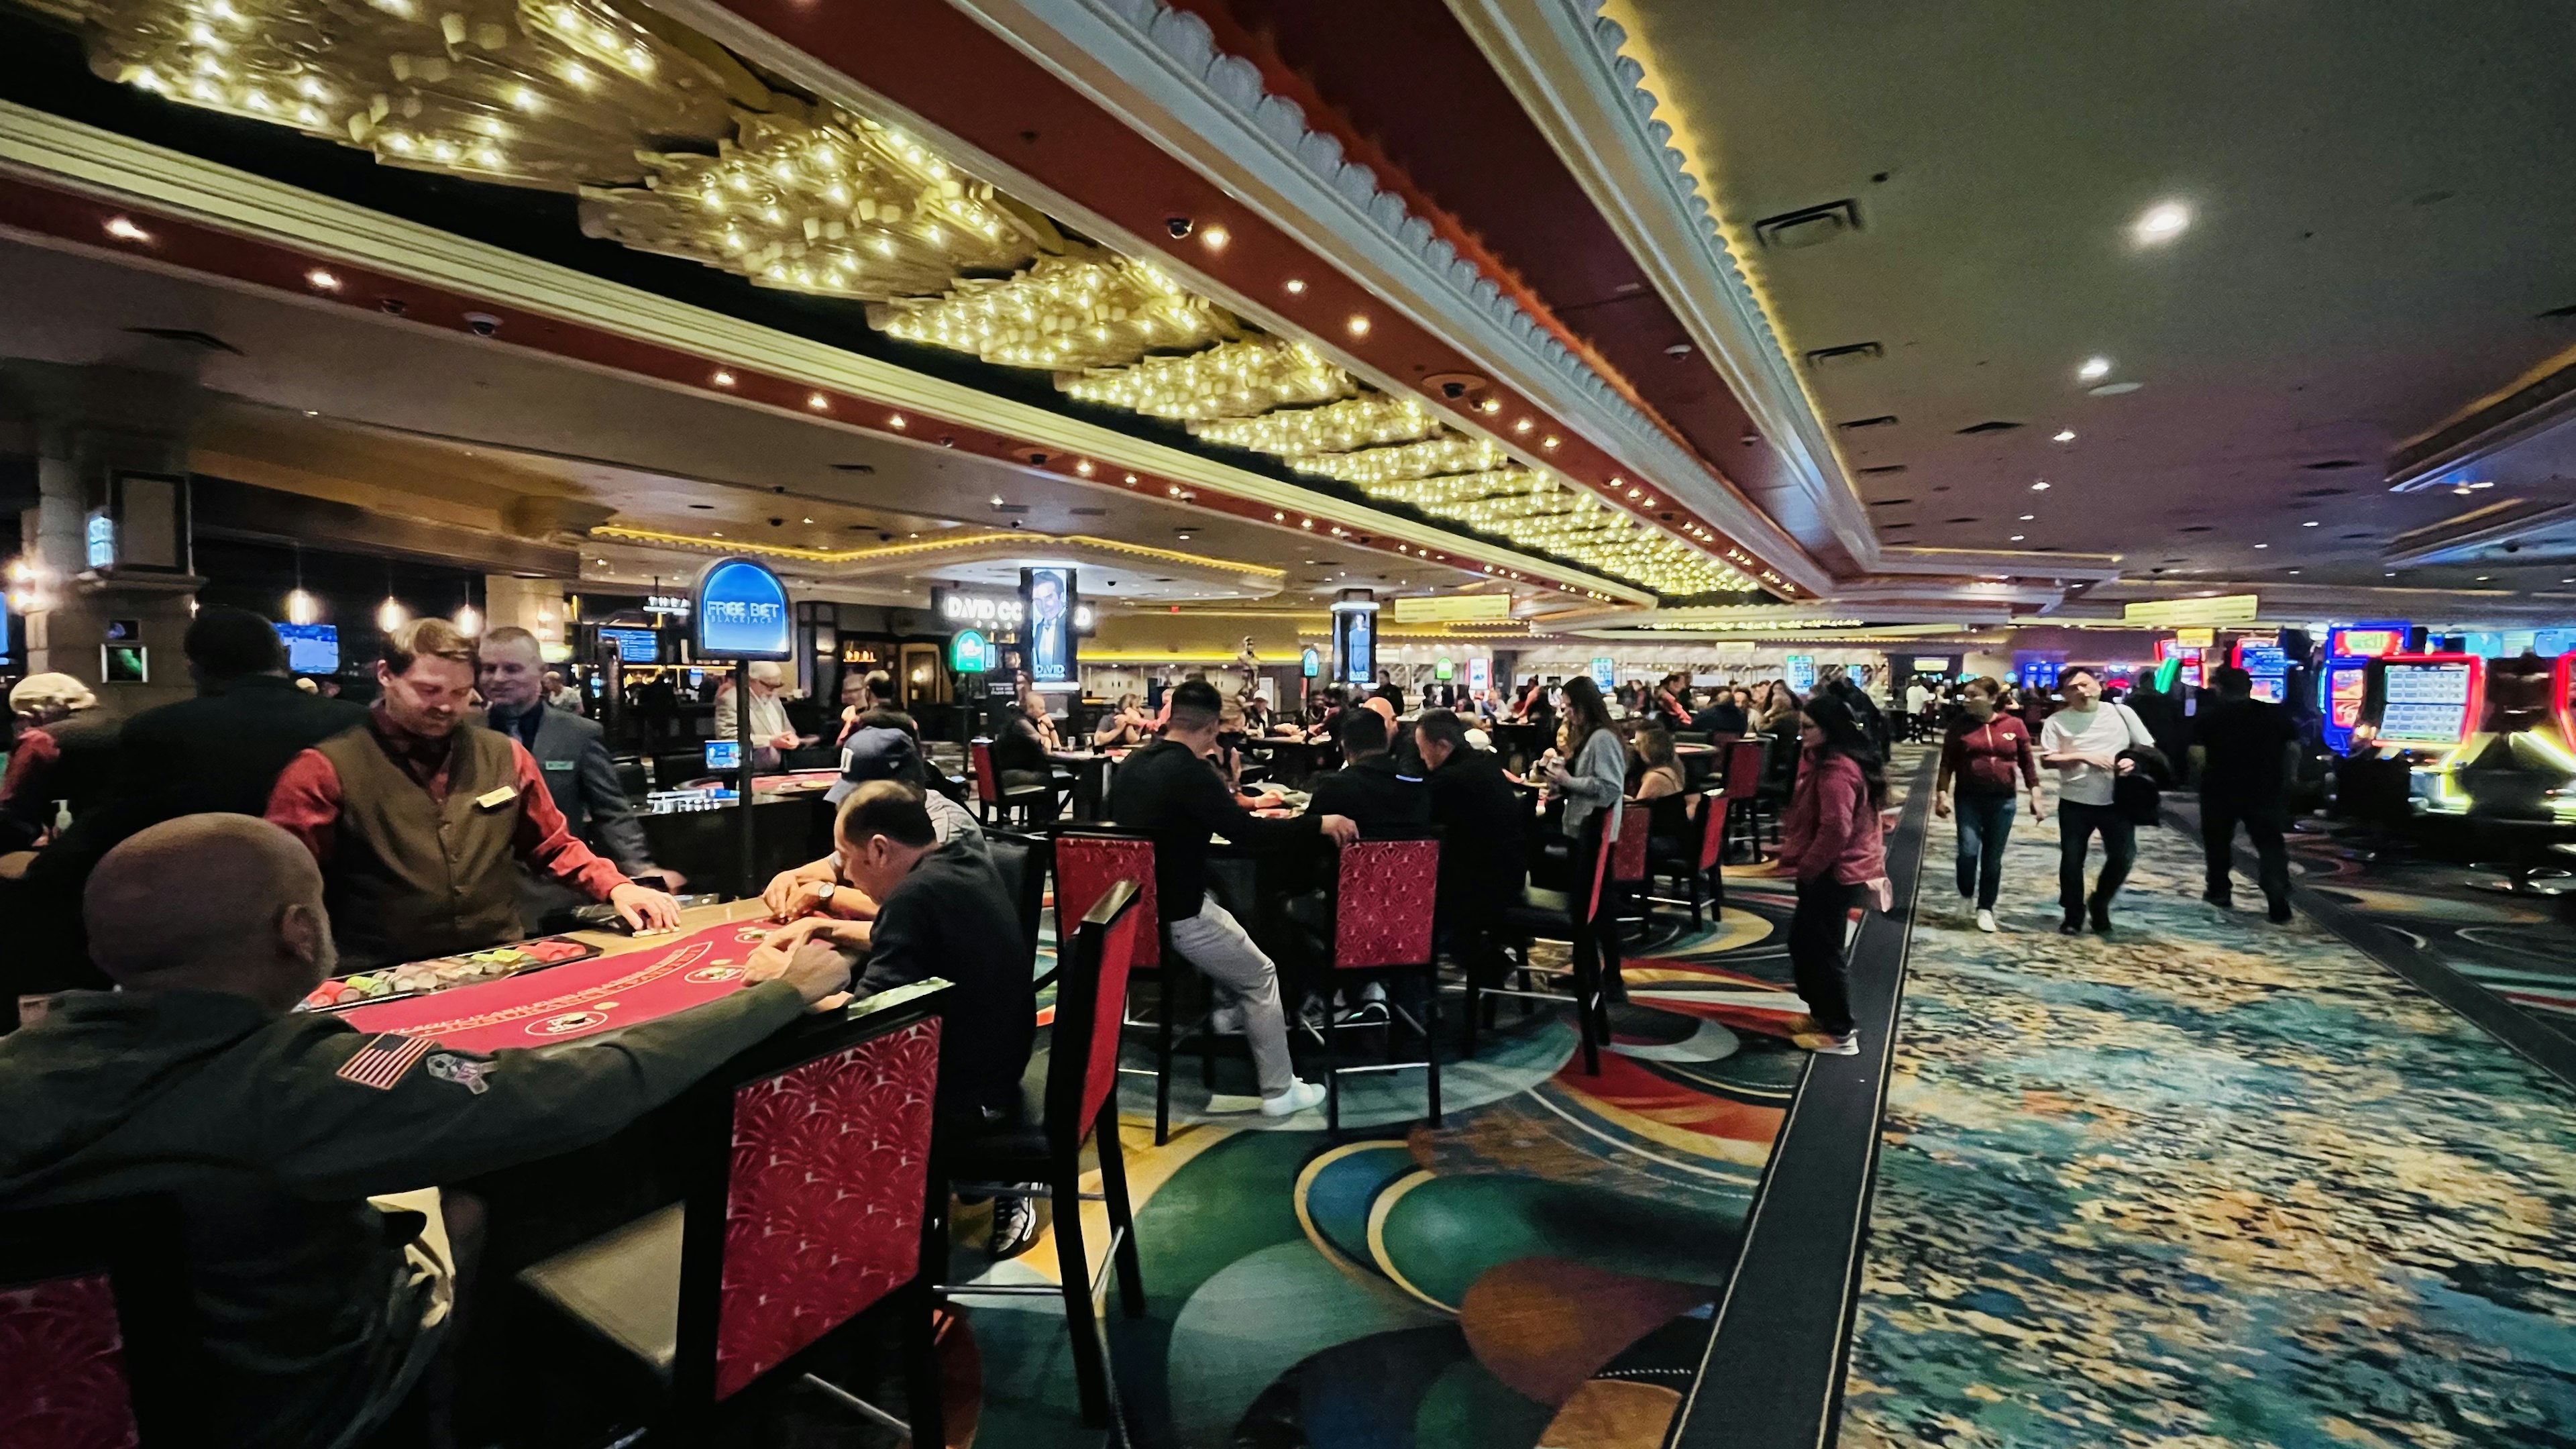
[{"left": 337, "top": 918, "right": 782, "bottom": 1053}]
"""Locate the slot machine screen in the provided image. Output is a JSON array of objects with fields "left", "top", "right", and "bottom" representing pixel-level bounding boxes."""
[
  {"left": 2378, "top": 661, "right": 2475, "bottom": 747},
  {"left": 2326, "top": 664, "right": 2369, "bottom": 732}
]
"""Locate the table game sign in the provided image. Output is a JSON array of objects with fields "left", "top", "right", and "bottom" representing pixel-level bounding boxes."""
[{"left": 331, "top": 919, "right": 783, "bottom": 1053}]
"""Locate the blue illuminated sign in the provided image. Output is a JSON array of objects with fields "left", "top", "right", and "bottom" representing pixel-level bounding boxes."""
[
  {"left": 1300, "top": 646, "right": 1321, "bottom": 679},
  {"left": 951, "top": 629, "right": 991, "bottom": 674},
  {"left": 692, "top": 557, "right": 792, "bottom": 660},
  {"left": 1784, "top": 655, "right": 1818, "bottom": 692}
]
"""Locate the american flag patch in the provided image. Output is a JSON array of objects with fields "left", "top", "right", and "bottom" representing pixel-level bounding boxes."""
[{"left": 335, "top": 1033, "right": 439, "bottom": 1091}]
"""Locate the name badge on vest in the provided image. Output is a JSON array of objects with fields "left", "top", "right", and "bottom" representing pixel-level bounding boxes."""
[
  {"left": 543, "top": 759, "right": 575, "bottom": 771},
  {"left": 474, "top": 785, "right": 518, "bottom": 810}
]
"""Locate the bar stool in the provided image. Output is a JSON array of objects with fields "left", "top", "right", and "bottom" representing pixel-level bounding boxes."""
[
  {"left": 1316, "top": 835, "right": 1444, "bottom": 1136},
  {"left": 934, "top": 879, "right": 1150, "bottom": 1427},
  {"left": 1472, "top": 808, "right": 1619, "bottom": 1076},
  {"left": 1054, "top": 830, "right": 1210, "bottom": 1145},
  {"left": 971, "top": 738, "right": 1053, "bottom": 827}
]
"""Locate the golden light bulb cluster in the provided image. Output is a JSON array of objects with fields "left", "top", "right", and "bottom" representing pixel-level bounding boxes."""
[
  {"left": 72, "top": 0, "right": 733, "bottom": 191},
  {"left": 1362, "top": 468, "right": 1750, "bottom": 596},
  {"left": 867, "top": 248, "right": 1238, "bottom": 370},
  {"left": 1290, "top": 430, "right": 1512, "bottom": 485},
  {"left": 582, "top": 103, "right": 1048, "bottom": 300},
  {"left": 1059, "top": 337, "right": 1353, "bottom": 421},
  {"left": 1189, "top": 392, "right": 1440, "bottom": 455}
]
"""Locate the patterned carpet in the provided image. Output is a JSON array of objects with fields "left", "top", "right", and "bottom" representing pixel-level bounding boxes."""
[
  {"left": 945, "top": 863, "right": 1827, "bottom": 1448},
  {"left": 1847, "top": 790, "right": 2576, "bottom": 1447}
]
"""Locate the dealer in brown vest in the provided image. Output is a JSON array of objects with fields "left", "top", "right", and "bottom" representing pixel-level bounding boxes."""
[{"left": 264, "top": 619, "right": 682, "bottom": 969}]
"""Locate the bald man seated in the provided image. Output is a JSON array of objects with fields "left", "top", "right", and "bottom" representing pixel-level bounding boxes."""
[{"left": 0, "top": 814, "right": 851, "bottom": 1449}]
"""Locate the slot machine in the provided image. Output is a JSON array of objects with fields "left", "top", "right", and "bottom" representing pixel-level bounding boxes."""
[
  {"left": 2152, "top": 638, "right": 2206, "bottom": 692},
  {"left": 2556, "top": 651, "right": 2575, "bottom": 756},
  {"left": 2361, "top": 653, "right": 2484, "bottom": 814},
  {"left": 2320, "top": 623, "right": 2410, "bottom": 754},
  {"left": 2230, "top": 637, "right": 2291, "bottom": 704}
]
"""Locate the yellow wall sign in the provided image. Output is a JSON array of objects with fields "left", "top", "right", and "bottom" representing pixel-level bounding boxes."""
[
  {"left": 1389, "top": 593, "right": 1513, "bottom": 624},
  {"left": 2124, "top": 595, "right": 2259, "bottom": 627},
  {"left": 2174, "top": 627, "right": 2216, "bottom": 648}
]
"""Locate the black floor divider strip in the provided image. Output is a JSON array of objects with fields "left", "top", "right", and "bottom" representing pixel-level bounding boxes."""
[
  {"left": 2165, "top": 800, "right": 2576, "bottom": 1095},
  {"left": 1668, "top": 751, "right": 1935, "bottom": 1449}
]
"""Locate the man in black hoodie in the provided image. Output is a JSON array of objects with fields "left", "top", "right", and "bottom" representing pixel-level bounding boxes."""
[{"left": 0, "top": 814, "right": 849, "bottom": 1449}]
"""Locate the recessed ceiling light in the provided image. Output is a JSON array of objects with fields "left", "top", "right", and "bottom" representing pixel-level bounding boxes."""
[
  {"left": 806, "top": 392, "right": 830, "bottom": 411},
  {"left": 2052, "top": 429, "right": 2076, "bottom": 442},
  {"left": 801, "top": 517, "right": 813, "bottom": 523},
  {"left": 2078, "top": 357, "right": 2112, "bottom": 382},
  {"left": 104, "top": 216, "right": 150, "bottom": 242},
  {"left": 2009, "top": 534, "right": 2027, "bottom": 541},
  {"left": 306, "top": 268, "right": 341, "bottom": 292},
  {"left": 2031, "top": 481, "right": 2051, "bottom": 492},
  {"left": 989, "top": 494, "right": 1005, "bottom": 506},
  {"left": 2132, "top": 201, "right": 2191, "bottom": 244},
  {"left": 1200, "top": 225, "right": 1229, "bottom": 252},
  {"left": 1284, "top": 278, "right": 1306, "bottom": 294},
  {"left": 1347, "top": 315, "right": 1371, "bottom": 337},
  {"left": 2302, "top": 520, "right": 2319, "bottom": 527},
  {"left": 2253, "top": 543, "right": 2269, "bottom": 549},
  {"left": 2019, "top": 513, "right": 2035, "bottom": 521}
]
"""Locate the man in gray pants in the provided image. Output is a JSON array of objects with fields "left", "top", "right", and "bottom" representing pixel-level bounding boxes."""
[{"left": 1108, "top": 680, "right": 1357, "bottom": 1118}]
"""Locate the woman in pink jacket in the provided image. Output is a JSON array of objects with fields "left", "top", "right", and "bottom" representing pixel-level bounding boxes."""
[{"left": 1776, "top": 694, "right": 1892, "bottom": 1057}]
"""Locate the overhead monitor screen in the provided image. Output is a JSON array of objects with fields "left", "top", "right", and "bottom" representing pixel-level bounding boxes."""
[
  {"left": 598, "top": 627, "right": 659, "bottom": 664},
  {"left": 2379, "top": 661, "right": 2475, "bottom": 746},
  {"left": 277, "top": 623, "right": 339, "bottom": 674}
]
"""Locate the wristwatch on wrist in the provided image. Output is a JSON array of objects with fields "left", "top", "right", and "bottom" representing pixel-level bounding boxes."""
[{"left": 816, "top": 882, "right": 837, "bottom": 906}]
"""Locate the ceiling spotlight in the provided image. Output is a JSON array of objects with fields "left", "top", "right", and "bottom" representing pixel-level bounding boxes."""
[
  {"left": 2009, "top": 534, "right": 2027, "bottom": 541},
  {"left": 1542, "top": 436, "right": 1560, "bottom": 450},
  {"left": 2019, "top": 513, "right": 2035, "bottom": 521},
  {"left": 2302, "top": 519, "right": 2320, "bottom": 527},
  {"left": 989, "top": 494, "right": 1005, "bottom": 507},
  {"left": 1200, "top": 225, "right": 1230, "bottom": 252},
  {"left": 2253, "top": 543, "right": 2269, "bottom": 549},
  {"left": 712, "top": 370, "right": 737, "bottom": 388},
  {"left": 2031, "top": 480, "right": 2051, "bottom": 492},
  {"left": 103, "top": 216, "right": 151, "bottom": 242},
  {"left": 2078, "top": 357, "right": 2112, "bottom": 382},
  {"left": 801, "top": 517, "right": 814, "bottom": 523},
  {"left": 2133, "top": 201, "right": 2192, "bottom": 244},
  {"left": 2053, "top": 429, "right": 2076, "bottom": 442},
  {"left": 886, "top": 413, "right": 905, "bottom": 428},
  {"left": 806, "top": 392, "right": 830, "bottom": 411},
  {"left": 1347, "top": 315, "right": 1371, "bottom": 337},
  {"left": 1123, "top": 473, "right": 1139, "bottom": 485},
  {"left": 1074, "top": 460, "right": 1094, "bottom": 477},
  {"left": 1284, "top": 278, "right": 1307, "bottom": 294},
  {"left": 306, "top": 268, "right": 341, "bottom": 292}
]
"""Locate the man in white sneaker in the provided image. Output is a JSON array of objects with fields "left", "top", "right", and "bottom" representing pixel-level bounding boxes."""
[{"left": 1109, "top": 680, "right": 1357, "bottom": 1117}]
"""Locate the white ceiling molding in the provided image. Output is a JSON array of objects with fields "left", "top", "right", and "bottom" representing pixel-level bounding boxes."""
[
  {"left": 1870, "top": 545, "right": 2123, "bottom": 582},
  {"left": 855, "top": 0, "right": 1829, "bottom": 596},
  {"left": 1444, "top": 0, "right": 1880, "bottom": 573},
  {"left": 0, "top": 99, "right": 1653, "bottom": 607}
]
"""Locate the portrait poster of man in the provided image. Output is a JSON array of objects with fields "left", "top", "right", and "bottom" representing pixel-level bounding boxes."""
[{"left": 1022, "top": 567, "right": 1077, "bottom": 686}]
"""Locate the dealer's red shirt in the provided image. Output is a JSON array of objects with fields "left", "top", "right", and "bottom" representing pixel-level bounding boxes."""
[{"left": 265, "top": 707, "right": 627, "bottom": 900}]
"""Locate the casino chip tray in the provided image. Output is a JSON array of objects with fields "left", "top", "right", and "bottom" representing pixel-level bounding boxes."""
[{"left": 296, "top": 936, "right": 602, "bottom": 1012}]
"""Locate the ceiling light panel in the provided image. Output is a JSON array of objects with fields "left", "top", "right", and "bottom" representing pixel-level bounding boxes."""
[
  {"left": 1189, "top": 393, "right": 1440, "bottom": 456},
  {"left": 869, "top": 248, "right": 1239, "bottom": 368},
  {"left": 73, "top": 0, "right": 734, "bottom": 189},
  {"left": 582, "top": 104, "right": 1048, "bottom": 299},
  {"left": 1059, "top": 337, "right": 1353, "bottom": 420},
  {"left": 1291, "top": 431, "right": 1513, "bottom": 485}
]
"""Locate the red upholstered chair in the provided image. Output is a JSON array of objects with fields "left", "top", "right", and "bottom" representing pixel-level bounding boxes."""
[
  {"left": 1723, "top": 738, "right": 1768, "bottom": 863},
  {"left": 970, "top": 738, "right": 1053, "bottom": 826},
  {"left": 1607, "top": 798, "right": 1655, "bottom": 942},
  {"left": 0, "top": 1198, "right": 189, "bottom": 1449},
  {"left": 517, "top": 1009, "right": 948, "bottom": 1445},
  {"left": 1053, "top": 830, "right": 1204, "bottom": 1145},
  {"left": 1318, "top": 836, "right": 1443, "bottom": 1136},
  {"left": 1477, "top": 805, "right": 1620, "bottom": 1075},
  {"left": 936, "top": 879, "right": 1148, "bottom": 1427}
]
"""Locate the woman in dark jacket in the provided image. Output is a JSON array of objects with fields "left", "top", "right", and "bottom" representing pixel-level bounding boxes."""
[
  {"left": 1776, "top": 695, "right": 1891, "bottom": 1058},
  {"left": 1933, "top": 677, "right": 2045, "bottom": 932}
]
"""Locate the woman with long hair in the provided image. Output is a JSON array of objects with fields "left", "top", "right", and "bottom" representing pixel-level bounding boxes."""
[
  {"left": 1544, "top": 674, "right": 1627, "bottom": 844},
  {"left": 1776, "top": 694, "right": 1891, "bottom": 1057},
  {"left": 1933, "top": 676, "right": 2045, "bottom": 932},
  {"left": 1632, "top": 724, "right": 1688, "bottom": 800}
]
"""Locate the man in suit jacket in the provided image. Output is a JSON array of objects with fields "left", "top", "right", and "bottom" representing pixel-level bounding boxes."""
[{"left": 478, "top": 627, "right": 665, "bottom": 924}]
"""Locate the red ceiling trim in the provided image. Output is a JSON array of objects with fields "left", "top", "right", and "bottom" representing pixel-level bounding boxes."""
[
  {"left": 0, "top": 172, "right": 1630, "bottom": 601},
  {"left": 706, "top": 0, "right": 1797, "bottom": 598}
]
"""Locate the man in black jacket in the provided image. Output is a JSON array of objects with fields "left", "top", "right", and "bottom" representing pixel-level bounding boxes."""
[
  {"left": 3, "top": 608, "right": 369, "bottom": 1001},
  {"left": 478, "top": 627, "right": 668, "bottom": 921},
  {"left": 1415, "top": 710, "right": 1528, "bottom": 936},
  {"left": 1307, "top": 708, "right": 1430, "bottom": 835},
  {"left": 1110, "top": 680, "right": 1356, "bottom": 1118}
]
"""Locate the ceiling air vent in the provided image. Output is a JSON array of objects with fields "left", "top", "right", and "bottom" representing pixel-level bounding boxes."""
[
  {"left": 1943, "top": 516, "right": 1980, "bottom": 524},
  {"left": 1856, "top": 464, "right": 1908, "bottom": 476},
  {"left": 2178, "top": 524, "right": 2213, "bottom": 533},
  {"left": 2303, "top": 459, "right": 2363, "bottom": 470},
  {"left": 1955, "top": 420, "right": 2023, "bottom": 435},
  {"left": 1838, "top": 415, "right": 1899, "bottom": 430},
  {"left": 990, "top": 503, "right": 1030, "bottom": 515},
  {"left": 1755, "top": 199, "right": 1860, "bottom": 250},
  {"left": 125, "top": 326, "right": 242, "bottom": 354},
  {"left": 1867, "top": 497, "right": 1913, "bottom": 507},
  {"left": 828, "top": 462, "right": 875, "bottom": 474},
  {"left": 2296, "top": 486, "right": 2349, "bottom": 498},
  {"left": 1804, "top": 341, "right": 1883, "bottom": 370}
]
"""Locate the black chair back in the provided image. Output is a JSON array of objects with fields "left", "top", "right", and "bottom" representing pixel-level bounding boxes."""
[
  {"left": 0, "top": 1195, "right": 195, "bottom": 1443},
  {"left": 983, "top": 828, "right": 1054, "bottom": 964}
]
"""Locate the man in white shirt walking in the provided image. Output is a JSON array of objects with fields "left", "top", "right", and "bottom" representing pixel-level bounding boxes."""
[{"left": 2039, "top": 667, "right": 2157, "bottom": 936}]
